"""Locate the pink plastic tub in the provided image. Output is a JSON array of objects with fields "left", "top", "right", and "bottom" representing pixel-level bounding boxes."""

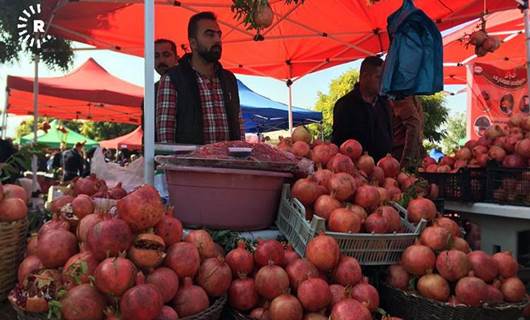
[{"left": 162, "top": 165, "right": 292, "bottom": 230}]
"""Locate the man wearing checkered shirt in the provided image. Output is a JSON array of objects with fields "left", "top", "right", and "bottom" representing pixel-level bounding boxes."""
[{"left": 156, "top": 11, "right": 244, "bottom": 145}]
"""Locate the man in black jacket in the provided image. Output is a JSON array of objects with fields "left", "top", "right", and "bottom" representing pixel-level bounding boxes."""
[
  {"left": 331, "top": 56, "right": 392, "bottom": 162},
  {"left": 63, "top": 142, "right": 84, "bottom": 182},
  {"left": 156, "top": 11, "right": 243, "bottom": 144}
]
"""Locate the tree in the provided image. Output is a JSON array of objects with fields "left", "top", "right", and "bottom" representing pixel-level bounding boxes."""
[
  {"left": 309, "top": 68, "right": 449, "bottom": 143},
  {"left": 0, "top": 0, "right": 74, "bottom": 70},
  {"left": 79, "top": 122, "right": 137, "bottom": 141},
  {"left": 441, "top": 112, "right": 466, "bottom": 154}
]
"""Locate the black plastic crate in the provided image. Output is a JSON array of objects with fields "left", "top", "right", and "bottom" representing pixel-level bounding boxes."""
[
  {"left": 485, "top": 166, "right": 530, "bottom": 206},
  {"left": 417, "top": 168, "right": 487, "bottom": 202}
]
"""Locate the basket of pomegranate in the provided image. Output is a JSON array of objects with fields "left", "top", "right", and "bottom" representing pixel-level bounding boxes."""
[
  {"left": 9, "top": 181, "right": 231, "bottom": 320},
  {"left": 0, "top": 183, "right": 29, "bottom": 301},
  {"left": 380, "top": 221, "right": 529, "bottom": 320},
  {"left": 224, "top": 234, "right": 401, "bottom": 320},
  {"left": 485, "top": 164, "right": 530, "bottom": 206}
]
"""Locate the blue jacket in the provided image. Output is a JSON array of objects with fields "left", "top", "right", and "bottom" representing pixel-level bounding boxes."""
[{"left": 380, "top": 0, "right": 443, "bottom": 97}]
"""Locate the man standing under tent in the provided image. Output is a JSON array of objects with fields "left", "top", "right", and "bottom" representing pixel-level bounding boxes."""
[
  {"left": 143, "top": 39, "right": 179, "bottom": 143},
  {"left": 62, "top": 142, "right": 84, "bottom": 182},
  {"left": 391, "top": 96, "right": 425, "bottom": 169},
  {"left": 156, "top": 12, "right": 244, "bottom": 144},
  {"left": 331, "top": 56, "right": 393, "bottom": 162}
]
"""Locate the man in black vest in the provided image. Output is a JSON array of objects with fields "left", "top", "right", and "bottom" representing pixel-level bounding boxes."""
[
  {"left": 156, "top": 11, "right": 243, "bottom": 145},
  {"left": 63, "top": 142, "right": 84, "bottom": 182}
]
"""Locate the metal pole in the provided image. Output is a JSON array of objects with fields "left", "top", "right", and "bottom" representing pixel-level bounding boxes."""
[
  {"left": 143, "top": 0, "right": 155, "bottom": 184},
  {"left": 288, "top": 84, "right": 293, "bottom": 133},
  {"left": 1, "top": 88, "right": 8, "bottom": 139},
  {"left": 31, "top": 53, "right": 39, "bottom": 208},
  {"left": 524, "top": 4, "right": 530, "bottom": 96}
]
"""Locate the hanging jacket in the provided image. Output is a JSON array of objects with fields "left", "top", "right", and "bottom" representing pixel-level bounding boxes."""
[{"left": 380, "top": 0, "right": 443, "bottom": 97}]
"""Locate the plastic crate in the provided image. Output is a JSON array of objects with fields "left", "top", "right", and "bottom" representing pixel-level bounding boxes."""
[
  {"left": 485, "top": 166, "right": 530, "bottom": 206},
  {"left": 275, "top": 184, "right": 426, "bottom": 266},
  {"left": 417, "top": 168, "right": 487, "bottom": 202}
]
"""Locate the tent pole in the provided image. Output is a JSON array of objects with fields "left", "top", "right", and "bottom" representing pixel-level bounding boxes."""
[
  {"left": 31, "top": 53, "right": 39, "bottom": 209},
  {"left": 524, "top": 2, "right": 530, "bottom": 96},
  {"left": 143, "top": 0, "right": 155, "bottom": 185},
  {"left": 1, "top": 87, "right": 8, "bottom": 139},
  {"left": 288, "top": 83, "right": 293, "bottom": 133}
]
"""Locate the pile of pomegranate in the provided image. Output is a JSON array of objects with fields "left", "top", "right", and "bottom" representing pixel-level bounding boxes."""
[
  {"left": 226, "top": 233, "right": 400, "bottom": 320},
  {"left": 421, "top": 113, "right": 530, "bottom": 172},
  {"left": 467, "top": 30, "right": 500, "bottom": 57},
  {"left": 0, "top": 183, "right": 28, "bottom": 222},
  {"left": 282, "top": 128, "right": 439, "bottom": 231},
  {"left": 387, "top": 219, "right": 528, "bottom": 308}
]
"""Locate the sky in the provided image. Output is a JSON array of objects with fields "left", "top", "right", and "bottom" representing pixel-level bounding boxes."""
[{"left": 0, "top": 42, "right": 467, "bottom": 139}]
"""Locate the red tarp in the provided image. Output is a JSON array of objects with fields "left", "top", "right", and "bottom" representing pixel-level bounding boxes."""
[
  {"left": 443, "top": 9, "right": 526, "bottom": 85},
  {"left": 7, "top": 58, "right": 143, "bottom": 124},
  {"left": 41, "top": 0, "right": 516, "bottom": 80},
  {"left": 100, "top": 126, "right": 143, "bottom": 150}
]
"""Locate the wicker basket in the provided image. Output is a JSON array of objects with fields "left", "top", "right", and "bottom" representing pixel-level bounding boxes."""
[
  {"left": 380, "top": 284, "right": 528, "bottom": 320},
  {"left": 228, "top": 307, "right": 253, "bottom": 320},
  {"left": 0, "top": 218, "right": 29, "bottom": 301},
  {"left": 14, "top": 307, "right": 48, "bottom": 320},
  {"left": 276, "top": 184, "right": 426, "bottom": 266},
  {"left": 180, "top": 294, "right": 227, "bottom": 320}
]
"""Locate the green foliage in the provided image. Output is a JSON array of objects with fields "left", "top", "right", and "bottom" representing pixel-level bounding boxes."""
[
  {"left": 231, "top": 0, "right": 304, "bottom": 31},
  {"left": 0, "top": 143, "right": 45, "bottom": 182},
  {"left": 0, "top": 0, "right": 74, "bottom": 70},
  {"left": 420, "top": 93, "right": 449, "bottom": 143},
  {"left": 441, "top": 112, "right": 467, "bottom": 154},
  {"left": 79, "top": 121, "right": 137, "bottom": 142}
]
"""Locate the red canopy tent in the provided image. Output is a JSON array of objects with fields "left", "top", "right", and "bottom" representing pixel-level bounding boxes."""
[
  {"left": 443, "top": 9, "right": 526, "bottom": 85},
  {"left": 41, "top": 0, "right": 516, "bottom": 81},
  {"left": 6, "top": 58, "right": 143, "bottom": 124},
  {"left": 100, "top": 126, "right": 143, "bottom": 150}
]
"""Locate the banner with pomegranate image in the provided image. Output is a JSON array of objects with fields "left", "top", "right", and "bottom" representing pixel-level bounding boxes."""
[{"left": 467, "top": 63, "right": 528, "bottom": 140}]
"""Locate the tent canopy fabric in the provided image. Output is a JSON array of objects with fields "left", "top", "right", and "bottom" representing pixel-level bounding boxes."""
[
  {"left": 7, "top": 58, "right": 143, "bottom": 124},
  {"left": 100, "top": 126, "right": 143, "bottom": 150},
  {"left": 443, "top": 9, "right": 525, "bottom": 85},
  {"left": 20, "top": 120, "right": 99, "bottom": 149},
  {"left": 42, "top": 0, "right": 515, "bottom": 81}
]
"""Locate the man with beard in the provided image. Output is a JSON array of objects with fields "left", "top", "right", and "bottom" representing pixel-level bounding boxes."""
[
  {"left": 143, "top": 39, "right": 178, "bottom": 143},
  {"left": 156, "top": 12, "right": 244, "bottom": 144}
]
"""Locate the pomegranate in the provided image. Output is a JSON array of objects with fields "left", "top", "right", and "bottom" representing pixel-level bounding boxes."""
[
  {"left": 501, "top": 277, "right": 526, "bottom": 302},
  {"left": 436, "top": 250, "right": 471, "bottom": 282},
  {"left": 107, "top": 182, "right": 127, "bottom": 200},
  {"left": 269, "top": 294, "right": 303, "bottom": 320},
  {"left": 37, "top": 229, "right": 78, "bottom": 268},
  {"left": 452, "top": 237, "right": 471, "bottom": 253},
  {"left": 72, "top": 176, "right": 99, "bottom": 196},
  {"left": 3, "top": 184, "right": 28, "bottom": 203},
  {"left": 455, "top": 276, "right": 488, "bottom": 307},
  {"left": 304, "top": 314, "right": 328, "bottom": 320},
  {"left": 184, "top": 229, "right": 217, "bottom": 260},
  {"left": 354, "top": 184, "right": 380, "bottom": 210},
  {"left": 420, "top": 226, "right": 451, "bottom": 251},
  {"left": 376, "top": 187, "right": 389, "bottom": 204},
  {"left": 377, "top": 154, "right": 401, "bottom": 178},
  {"left": 386, "top": 265, "right": 409, "bottom": 290},
  {"left": 0, "top": 197, "right": 27, "bottom": 222},
  {"left": 327, "top": 153, "right": 355, "bottom": 175},
  {"left": 292, "top": 126, "right": 312, "bottom": 144},
  {"left": 197, "top": 256, "right": 232, "bottom": 297},
  {"left": 371, "top": 167, "right": 386, "bottom": 186},
  {"left": 425, "top": 164, "right": 438, "bottom": 172},
  {"left": 364, "top": 211, "right": 389, "bottom": 233},
  {"left": 456, "top": 148, "right": 473, "bottom": 161},
  {"left": 477, "top": 136, "right": 493, "bottom": 147},
  {"left": 351, "top": 277, "right": 379, "bottom": 312},
  {"left": 407, "top": 197, "right": 437, "bottom": 223},
  {"left": 492, "top": 251, "right": 519, "bottom": 278},
  {"left": 422, "top": 157, "right": 436, "bottom": 168},
  {"left": 173, "top": 277, "right": 209, "bottom": 317},
  {"left": 328, "top": 208, "right": 362, "bottom": 233},
  {"left": 375, "top": 206, "right": 400, "bottom": 232},
  {"left": 17, "top": 256, "right": 43, "bottom": 285},
  {"left": 328, "top": 173, "right": 357, "bottom": 201},
  {"left": 71, "top": 194, "right": 94, "bottom": 220},
  {"left": 467, "top": 251, "right": 498, "bottom": 283},
  {"left": 120, "top": 284, "right": 163, "bottom": 320},
  {"left": 401, "top": 243, "right": 435, "bottom": 276},
  {"left": 154, "top": 208, "right": 183, "bottom": 246},
  {"left": 128, "top": 233, "right": 166, "bottom": 269},
  {"left": 469, "top": 30, "right": 488, "bottom": 45},
  {"left": 146, "top": 267, "right": 179, "bottom": 303},
  {"left": 117, "top": 184, "right": 164, "bottom": 232},
  {"left": 250, "top": 307, "right": 270, "bottom": 320},
  {"left": 465, "top": 139, "right": 478, "bottom": 149},
  {"left": 485, "top": 285, "right": 504, "bottom": 304},
  {"left": 475, "top": 153, "right": 489, "bottom": 167},
  {"left": 312, "top": 145, "right": 335, "bottom": 167},
  {"left": 515, "top": 138, "right": 530, "bottom": 158},
  {"left": 331, "top": 298, "right": 372, "bottom": 320},
  {"left": 165, "top": 242, "right": 200, "bottom": 278},
  {"left": 292, "top": 178, "right": 322, "bottom": 206},
  {"left": 314, "top": 195, "right": 341, "bottom": 220},
  {"left": 417, "top": 273, "right": 450, "bottom": 302},
  {"left": 155, "top": 306, "right": 179, "bottom": 320},
  {"left": 313, "top": 169, "right": 333, "bottom": 191},
  {"left": 331, "top": 255, "right": 362, "bottom": 287},
  {"left": 61, "top": 284, "right": 106, "bottom": 320},
  {"left": 503, "top": 154, "right": 526, "bottom": 168},
  {"left": 229, "top": 276, "right": 258, "bottom": 311},
  {"left": 50, "top": 195, "right": 74, "bottom": 214},
  {"left": 306, "top": 233, "right": 340, "bottom": 272},
  {"left": 485, "top": 125, "right": 505, "bottom": 139},
  {"left": 26, "top": 234, "right": 38, "bottom": 257},
  {"left": 87, "top": 216, "right": 133, "bottom": 261},
  {"left": 439, "top": 157, "right": 456, "bottom": 167},
  {"left": 384, "top": 178, "right": 399, "bottom": 189},
  {"left": 329, "top": 284, "right": 347, "bottom": 307},
  {"left": 76, "top": 213, "right": 102, "bottom": 243},
  {"left": 226, "top": 240, "right": 254, "bottom": 276},
  {"left": 434, "top": 217, "right": 460, "bottom": 238},
  {"left": 488, "top": 145, "right": 506, "bottom": 162},
  {"left": 255, "top": 264, "right": 290, "bottom": 300},
  {"left": 8, "top": 269, "right": 62, "bottom": 313},
  {"left": 95, "top": 257, "right": 136, "bottom": 296},
  {"left": 357, "top": 153, "right": 375, "bottom": 176},
  {"left": 62, "top": 251, "right": 98, "bottom": 288},
  {"left": 297, "top": 278, "right": 331, "bottom": 312},
  {"left": 286, "top": 259, "right": 319, "bottom": 290},
  {"left": 283, "top": 244, "right": 300, "bottom": 266},
  {"left": 292, "top": 141, "right": 311, "bottom": 157},
  {"left": 339, "top": 139, "right": 363, "bottom": 160},
  {"left": 387, "top": 186, "right": 402, "bottom": 201}
]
